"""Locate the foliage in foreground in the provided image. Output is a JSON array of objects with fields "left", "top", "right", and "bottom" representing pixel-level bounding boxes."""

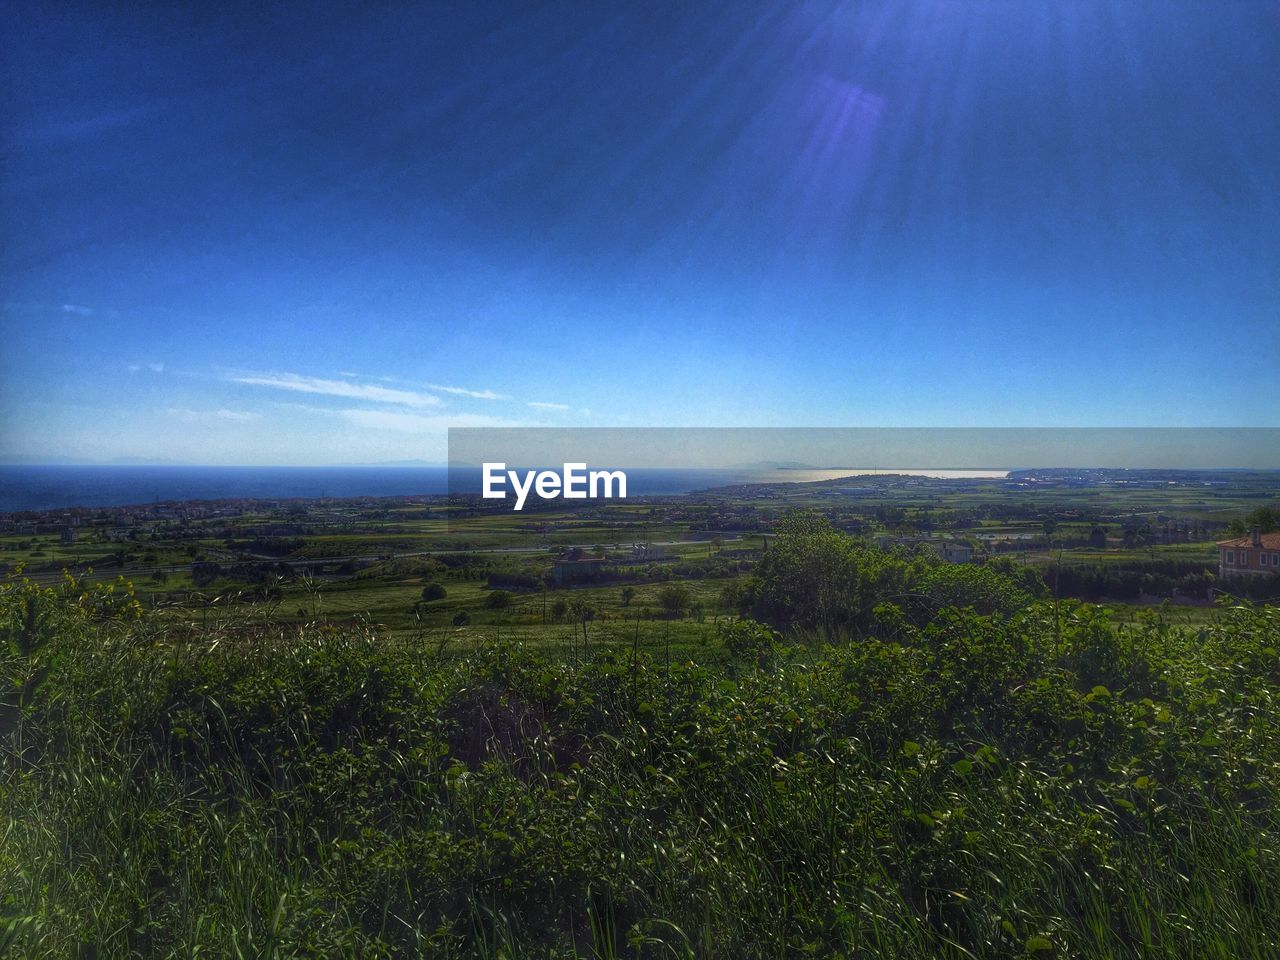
[{"left": 2, "top": 570, "right": 1280, "bottom": 958}]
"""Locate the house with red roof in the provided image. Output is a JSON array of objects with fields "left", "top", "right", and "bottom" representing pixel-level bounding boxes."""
[{"left": 1217, "top": 527, "right": 1280, "bottom": 578}]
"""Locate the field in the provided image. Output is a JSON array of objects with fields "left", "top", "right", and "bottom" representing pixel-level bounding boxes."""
[
  {"left": 3, "top": 471, "right": 1280, "bottom": 957},
  {"left": 5, "top": 469, "right": 1278, "bottom": 635}
]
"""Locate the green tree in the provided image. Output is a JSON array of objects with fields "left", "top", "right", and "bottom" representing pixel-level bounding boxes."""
[
  {"left": 658, "top": 583, "right": 691, "bottom": 618},
  {"left": 484, "top": 590, "right": 513, "bottom": 610},
  {"left": 752, "top": 513, "right": 869, "bottom": 638},
  {"left": 906, "top": 563, "right": 1031, "bottom": 625},
  {"left": 1227, "top": 506, "right": 1280, "bottom": 537}
]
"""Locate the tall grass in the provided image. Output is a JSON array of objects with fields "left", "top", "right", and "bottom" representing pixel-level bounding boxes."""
[{"left": 3, "top": 571, "right": 1279, "bottom": 957}]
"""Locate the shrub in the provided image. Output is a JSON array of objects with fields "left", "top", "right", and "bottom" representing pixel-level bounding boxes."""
[
  {"left": 657, "top": 583, "right": 691, "bottom": 618},
  {"left": 719, "top": 618, "right": 787, "bottom": 667},
  {"left": 5, "top": 570, "right": 1279, "bottom": 959},
  {"left": 484, "top": 590, "right": 513, "bottom": 610}
]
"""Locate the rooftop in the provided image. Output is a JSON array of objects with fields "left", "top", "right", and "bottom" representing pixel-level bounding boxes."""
[{"left": 1216, "top": 532, "right": 1280, "bottom": 549}]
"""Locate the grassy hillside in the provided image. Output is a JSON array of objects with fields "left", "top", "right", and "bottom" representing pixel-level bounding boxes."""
[{"left": 3, "top": 562, "right": 1280, "bottom": 958}]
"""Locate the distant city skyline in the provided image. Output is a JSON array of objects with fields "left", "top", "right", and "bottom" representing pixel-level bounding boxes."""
[{"left": 3, "top": 2, "right": 1278, "bottom": 465}]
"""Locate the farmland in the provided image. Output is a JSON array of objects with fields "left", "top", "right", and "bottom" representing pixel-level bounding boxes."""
[
  {"left": 2, "top": 468, "right": 1276, "bottom": 651},
  {"left": 3, "top": 469, "right": 1280, "bottom": 957}
]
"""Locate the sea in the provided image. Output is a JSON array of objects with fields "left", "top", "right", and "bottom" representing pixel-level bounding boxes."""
[{"left": 0, "top": 465, "right": 1010, "bottom": 514}]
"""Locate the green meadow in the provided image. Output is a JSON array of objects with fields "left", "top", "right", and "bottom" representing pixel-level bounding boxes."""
[{"left": 4, "top": 478, "right": 1279, "bottom": 957}]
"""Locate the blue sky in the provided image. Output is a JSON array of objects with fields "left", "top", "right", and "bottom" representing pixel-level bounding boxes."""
[{"left": 2, "top": 1, "right": 1277, "bottom": 464}]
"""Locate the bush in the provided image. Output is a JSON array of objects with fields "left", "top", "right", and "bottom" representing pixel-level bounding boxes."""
[
  {"left": 4, "top": 569, "right": 1280, "bottom": 959},
  {"left": 486, "top": 569, "right": 544, "bottom": 591},
  {"left": 657, "top": 583, "right": 691, "bottom": 618},
  {"left": 421, "top": 582, "right": 447, "bottom": 602},
  {"left": 752, "top": 514, "right": 1030, "bottom": 638},
  {"left": 907, "top": 563, "right": 1030, "bottom": 625},
  {"left": 719, "top": 618, "right": 787, "bottom": 667},
  {"left": 484, "top": 589, "right": 513, "bottom": 610}
]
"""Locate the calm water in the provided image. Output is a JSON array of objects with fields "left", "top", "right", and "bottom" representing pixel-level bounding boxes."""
[
  {"left": 0, "top": 465, "right": 1010, "bottom": 513},
  {"left": 0, "top": 466, "right": 449, "bottom": 513}
]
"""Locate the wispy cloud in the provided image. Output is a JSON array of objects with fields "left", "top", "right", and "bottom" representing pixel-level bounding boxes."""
[
  {"left": 62, "top": 304, "right": 93, "bottom": 316},
  {"left": 332, "top": 374, "right": 503, "bottom": 401},
  {"left": 149, "top": 362, "right": 165, "bottom": 373},
  {"left": 526, "top": 400, "right": 570, "bottom": 411},
  {"left": 338, "top": 409, "right": 528, "bottom": 433},
  {"left": 167, "top": 408, "right": 260, "bottom": 423},
  {"left": 428, "top": 383, "right": 504, "bottom": 400},
  {"left": 21, "top": 104, "right": 157, "bottom": 146},
  {"left": 230, "top": 372, "right": 441, "bottom": 408}
]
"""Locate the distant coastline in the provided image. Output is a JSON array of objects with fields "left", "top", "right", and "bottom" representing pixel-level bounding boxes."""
[
  {"left": 0, "top": 464, "right": 1015, "bottom": 513},
  {"left": 7, "top": 464, "right": 1276, "bottom": 515},
  {"left": 771, "top": 468, "right": 1011, "bottom": 481}
]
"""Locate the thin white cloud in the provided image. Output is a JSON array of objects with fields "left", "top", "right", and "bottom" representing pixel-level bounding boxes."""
[
  {"left": 149, "top": 362, "right": 165, "bottom": 373},
  {"left": 339, "top": 408, "right": 529, "bottom": 433},
  {"left": 429, "top": 383, "right": 504, "bottom": 400},
  {"left": 167, "top": 408, "right": 261, "bottom": 423},
  {"left": 23, "top": 104, "right": 157, "bottom": 145},
  {"left": 62, "top": 304, "right": 93, "bottom": 316},
  {"left": 230, "top": 372, "right": 440, "bottom": 408},
  {"left": 127, "top": 364, "right": 141, "bottom": 373},
  {"left": 527, "top": 400, "right": 570, "bottom": 411}
]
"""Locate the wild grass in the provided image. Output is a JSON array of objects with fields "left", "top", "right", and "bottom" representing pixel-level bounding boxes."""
[{"left": 2, "top": 570, "right": 1279, "bottom": 958}]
